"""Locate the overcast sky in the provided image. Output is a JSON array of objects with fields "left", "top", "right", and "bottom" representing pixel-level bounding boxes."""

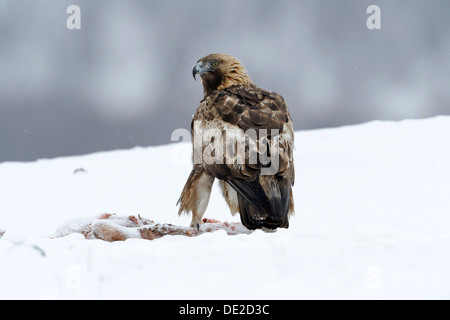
[{"left": 0, "top": 0, "right": 449, "bottom": 162}]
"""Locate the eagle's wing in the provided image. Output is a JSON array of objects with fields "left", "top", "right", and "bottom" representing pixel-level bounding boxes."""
[{"left": 192, "top": 83, "right": 295, "bottom": 229}]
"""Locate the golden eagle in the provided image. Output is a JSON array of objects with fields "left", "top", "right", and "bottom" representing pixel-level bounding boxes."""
[{"left": 178, "top": 54, "right": 294, "bottom": 230}]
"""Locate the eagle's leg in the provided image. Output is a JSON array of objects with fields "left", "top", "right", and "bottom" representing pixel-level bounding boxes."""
[
  {"left": 218, "top": 180, "right": 239, "bottom": 216},
  {"left": 177, "top": 166, "right": 215, "bottom": 228}
]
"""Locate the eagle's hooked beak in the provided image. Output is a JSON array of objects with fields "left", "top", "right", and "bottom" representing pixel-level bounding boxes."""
[
  {"left": 192, "top": 61, "right": 208, "bottom": 81},
  {"left": 192, "top": 64, "right": 198, "bottom": 81}
]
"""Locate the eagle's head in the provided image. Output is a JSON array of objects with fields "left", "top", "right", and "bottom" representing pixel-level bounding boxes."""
[{"left": 193, "top": 53, "right": 252, "bottom": 97}]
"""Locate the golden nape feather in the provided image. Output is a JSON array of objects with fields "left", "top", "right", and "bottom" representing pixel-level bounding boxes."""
[{"left": 178, "top": 53, "right": 295, "bottom": 230}]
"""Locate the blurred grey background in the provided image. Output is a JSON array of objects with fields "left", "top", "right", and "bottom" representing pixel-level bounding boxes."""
[{"left": 0, "top": 0, "right": 449, "bottom": 162}]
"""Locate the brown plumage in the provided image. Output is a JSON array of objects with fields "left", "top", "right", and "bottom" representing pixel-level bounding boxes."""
[{"left": 177, "top": 54, "right": 295, "bottom": 230}]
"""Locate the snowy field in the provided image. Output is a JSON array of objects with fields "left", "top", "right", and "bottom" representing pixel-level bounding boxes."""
[{"left": 1, "top": 117, "right": 449, "bottom": 299}]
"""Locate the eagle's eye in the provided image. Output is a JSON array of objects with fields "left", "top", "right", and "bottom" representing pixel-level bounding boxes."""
[{"left": 211, "top": 61, "right": 219, "bottom": 67}]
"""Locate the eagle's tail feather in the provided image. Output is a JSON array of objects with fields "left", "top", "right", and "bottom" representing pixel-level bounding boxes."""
[{"left": 227, "top": 176, "right": 290, "bottom": 230}]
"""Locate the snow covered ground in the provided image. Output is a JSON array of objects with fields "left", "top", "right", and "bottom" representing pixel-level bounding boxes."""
[{"left": 1, "top": 117, "right": 449, "bottom": 299}]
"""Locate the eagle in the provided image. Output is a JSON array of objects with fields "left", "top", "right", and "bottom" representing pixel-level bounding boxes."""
[{"left": 177, "top": 54, "right": 295, "bottom": 230}]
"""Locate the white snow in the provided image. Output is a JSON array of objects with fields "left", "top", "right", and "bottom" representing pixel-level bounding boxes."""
[{"left": 1, "top": 116, "right": 449, "bottom": 299}]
